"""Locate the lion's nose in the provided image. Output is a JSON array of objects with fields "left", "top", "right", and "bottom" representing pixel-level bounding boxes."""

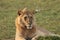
[
  {"left": 29, "top": 25, "right": 31, "bottom": 27},
  {"left": 28, "top": 22, "right": 31, "bottom": 25}
]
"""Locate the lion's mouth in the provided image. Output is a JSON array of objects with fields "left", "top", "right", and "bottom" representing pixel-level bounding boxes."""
[
  {"left": 27, "top": 26, "right": 32, "bottom": 29},
  {"left": 25, "top": 25, "right": 32, "bottom": 29}
]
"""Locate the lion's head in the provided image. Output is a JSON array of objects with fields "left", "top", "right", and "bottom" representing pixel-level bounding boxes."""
[{"left": 17, "top": 8, "right": 36, "bottom": 29}]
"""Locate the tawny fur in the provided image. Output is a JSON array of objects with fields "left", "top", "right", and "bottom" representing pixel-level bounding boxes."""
[
  {"left": 15, "top": 17, "right": 36, "bottom": 40},
  {"left": 15, "top": 8, "right": 37, "bottom": 40}
]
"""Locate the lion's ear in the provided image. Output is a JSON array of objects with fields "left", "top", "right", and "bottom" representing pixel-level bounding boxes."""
[
  {"left": 18, "top": 10, "right": 22, "bottom": 16},
  {"left": 18, "top": 8, "right": 27, "bottom": 15}
]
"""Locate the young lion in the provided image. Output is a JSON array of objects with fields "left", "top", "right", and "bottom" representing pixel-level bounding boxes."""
[
  {"left": 15, "top": 8, "right": 37, "bottom": 40},
  {"left": 15, "top": 8, "right": 60, "bottom": 40}
]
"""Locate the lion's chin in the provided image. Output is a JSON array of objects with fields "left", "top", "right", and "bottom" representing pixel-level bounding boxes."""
[{"left": 27, "top": 27, "right": 32, "bottom": 29}]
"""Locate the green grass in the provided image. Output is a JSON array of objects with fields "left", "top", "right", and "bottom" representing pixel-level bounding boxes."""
[
  {"left": 0, "top": 0, "right": 60, "bottom": 40},
  {"left": 38, "top": 36, "right": 60, "bottom": 40}
]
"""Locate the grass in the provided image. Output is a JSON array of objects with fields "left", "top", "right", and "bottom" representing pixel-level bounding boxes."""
[
  {"left": 0, "top": 0, "right": 60, "bottom": 40},
  {"left": 38, "top": 36, "right": 60, "bottom": 40}
]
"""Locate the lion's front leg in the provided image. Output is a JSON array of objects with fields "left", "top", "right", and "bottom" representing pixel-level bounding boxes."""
[
  {"left": 15, "top": 36, "right": 26, "bottom": 40},
  {"left": 32, "top": 35, "right": 39, "bottom": 40},
  {"left": 32, "top": 38, "right": 37, "bottom": 40},
  {"left": 32, "top": 37, "right": 37, "bottom": 40},
  {"left": 32, "top": 37, "right": 38, "bottom": 40}
]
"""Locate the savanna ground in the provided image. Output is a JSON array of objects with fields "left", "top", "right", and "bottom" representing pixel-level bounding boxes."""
[{"left": 0, "top": 0, "right": 60, "bottom": 40}]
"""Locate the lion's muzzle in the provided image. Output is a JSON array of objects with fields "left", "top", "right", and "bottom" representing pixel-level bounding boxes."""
[{"left": 26, "top": 24, "right": 33, "bottom": 29}]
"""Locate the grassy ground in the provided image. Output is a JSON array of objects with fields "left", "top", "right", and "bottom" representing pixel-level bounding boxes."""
[
  {"left": 38, "top": 36, "right": 60, "bottom": 40},
  {"left": 0, "top": 0, "right": 60, "bottom": 40}
]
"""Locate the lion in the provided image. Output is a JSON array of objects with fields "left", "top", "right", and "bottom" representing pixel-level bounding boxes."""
[
  {"left": 15, "top": 8, "right": 60, "bottom": 40},
  {"left": 15, "top": 8, "right": 37, "bottom": 40}
]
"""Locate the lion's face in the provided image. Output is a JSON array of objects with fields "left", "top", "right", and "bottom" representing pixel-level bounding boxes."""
[
  {"left": 17, "top": 8, "right": 35, "bottom": 29},
  {"left": 21, "top": 13, "right": 33, "bottom": 29}
]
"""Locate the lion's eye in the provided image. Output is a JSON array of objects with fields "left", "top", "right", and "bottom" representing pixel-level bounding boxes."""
[
  {"left": 30, "top": 17, "right": 33, "bottom": 19},
  {"left": 31, "top": 17, "right": 32, "bottom": 18},
  {"left": 24, "top": 16, "right": 27, "bottom": 21}
]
